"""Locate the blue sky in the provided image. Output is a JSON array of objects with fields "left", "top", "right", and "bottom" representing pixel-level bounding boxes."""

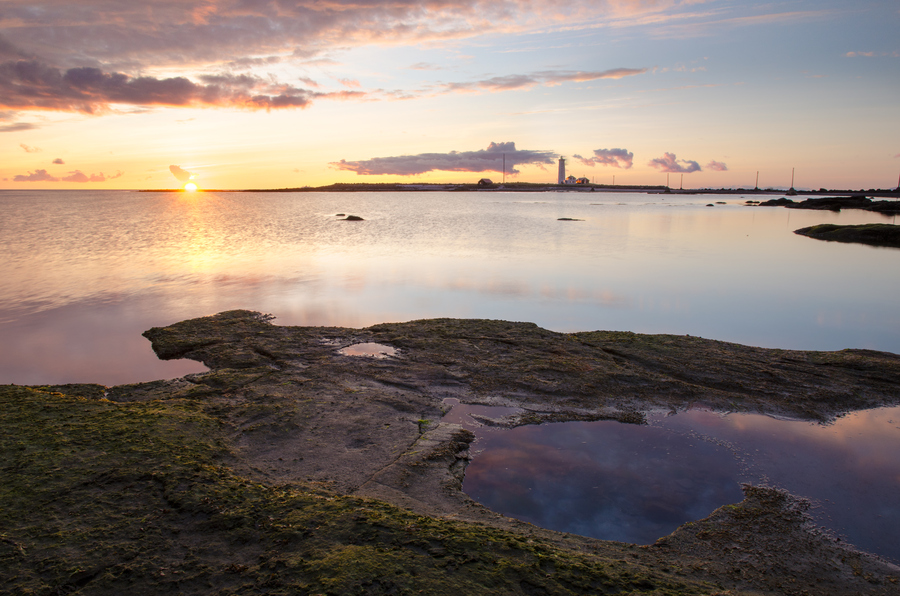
[{"left": 1, "top": 0, "right": 897, "bottom": 189}]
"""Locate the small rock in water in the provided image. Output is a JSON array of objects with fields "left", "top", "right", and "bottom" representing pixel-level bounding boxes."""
[{"left": 344, "top": 215, "right": 364, "bottom": 221}]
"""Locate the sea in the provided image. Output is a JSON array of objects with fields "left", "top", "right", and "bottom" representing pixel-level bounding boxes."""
[
  {"left": 2, "top": 189, "right": 898, "bottom": 385},
  {"left": 2, "top": 189, "right": 899, "bottom": 560}
]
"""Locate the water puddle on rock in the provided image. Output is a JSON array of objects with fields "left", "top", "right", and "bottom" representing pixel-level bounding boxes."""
[
  {"left": 442, "top": 400, "right": 900, "bottom": 563},
  {"left": 337, "top": 343, "right": 397, "bottom": 358}
]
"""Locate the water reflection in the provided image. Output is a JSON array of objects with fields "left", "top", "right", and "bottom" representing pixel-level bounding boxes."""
[
  {"left": 449, "top": 401, "right": 900, "bottom": 563},
  {"left": 337, "top": 343, "right": 397, "bottom": 358},
  {"left": 0, "top": 297, "right": 208, "bottom": 386},
  {"left": 1, "top": 190, "right": 899, "bottom": 386}
]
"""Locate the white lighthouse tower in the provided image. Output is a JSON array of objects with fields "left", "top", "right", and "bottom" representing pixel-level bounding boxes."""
[{"left": 557, "top": 156, "right": 566, "bottom": 185}]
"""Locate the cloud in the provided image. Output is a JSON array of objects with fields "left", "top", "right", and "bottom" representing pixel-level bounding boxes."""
[
  {"left": 0, "top": 4, "right": 655, "bottom": 116},
  {"left": 13, "top": 169, "right": 59, "bottom": 182},
  {"left": 169, "top": 165, "right": 195, "bottom": 182},
  {"left": 0, "top": 2, "right": 676, "bottom": 72},
  {"left": 297, "top": 77, "right": 321, "bottom": 88},
  {"left": 0, "top": 122, "right": 37, "bottom": 132},
  {"left": 20, "top": 143, "right": 41, "bottom": 153},
  {"left": 11, "top": 167, "right": 123, "bottom": 182},
  {"left": 646, "top": 9, "right": 836, "bottom": 40},
  {"left": 0, "top": 60, "right": 325, "bottom": 113},
  {"left": 61, "top": 170, "right": 124, "bottom": 182},
  {"left": 648, "top": 152, "right": 701, "bottom": 173},
  {"left": 442, "top": 68, "right": 647, "bottom": 94},
  {"left": 706, "top": 160, "right": 728, "bottom": 171},
  {"left": 577, "top": 148, "right": 634, "bottom": 169},
  {"left": 331, "top": 141, "right": 556, "bottom": 176},
  {"left": 52, "top": 158, "right": 65, "bottom": 164},
  {"left": 409, "top": 63, "right": 443, "bottom": 71}
]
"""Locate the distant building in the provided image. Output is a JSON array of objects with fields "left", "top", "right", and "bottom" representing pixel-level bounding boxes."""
[
  {"left": 477, "top": 178, "right": 493, "bottom": 186},
  {"left": 557, "top": 157, "right": 591, "bottom": 185}
]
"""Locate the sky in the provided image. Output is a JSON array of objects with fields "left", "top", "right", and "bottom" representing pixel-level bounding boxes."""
[{"left": 1, "top": 0, "right": 898, "bottom": 190}]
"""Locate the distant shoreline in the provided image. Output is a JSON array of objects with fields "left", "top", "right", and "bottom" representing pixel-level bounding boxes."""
[{"left": 140, "top": 182, "right": 900, "bottom": 197}]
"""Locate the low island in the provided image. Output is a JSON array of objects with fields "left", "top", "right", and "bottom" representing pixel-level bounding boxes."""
[
  {"left": 794, "top": 223, "right": 900, "bottom": 248},
  {"left": 3, "top": 311, "right": 899, "bottom": 594}
]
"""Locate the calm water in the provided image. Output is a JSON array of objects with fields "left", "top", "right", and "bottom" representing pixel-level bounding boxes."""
[
  {"left": 3, "top": 189, "right": 898, "bottom": 559},
  {"left": 1, "top": 189, "right": 897, "bottom": 385},
  {"left": 446, "top": 401, "right": 900, "bottom": 563}
]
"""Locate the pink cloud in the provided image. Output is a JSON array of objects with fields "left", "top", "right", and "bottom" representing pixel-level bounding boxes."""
[
  {"left": 706, "top": 160, "right": 728, "bottom": 171},
  {"left": 648, "top": 152, "right": 701, "bottom": 174},
  {"left": 577, "top": 148, "right": 634, "bottom": 169}
]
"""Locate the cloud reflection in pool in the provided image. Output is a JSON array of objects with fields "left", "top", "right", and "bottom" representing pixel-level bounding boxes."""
[{"left": 446, "top": 401, "right": 900, "bottom": 563}]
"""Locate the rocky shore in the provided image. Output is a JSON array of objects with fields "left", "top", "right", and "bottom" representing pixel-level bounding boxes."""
[
  {"left": 3, "top": 310, "right": 900, "bottom": 594},
  {"left": 757, "top": 196, "right": 900, "bottom": 214}
]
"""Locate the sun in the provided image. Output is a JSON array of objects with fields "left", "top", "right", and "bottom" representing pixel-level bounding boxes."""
[{"left": 184, "top": 182, "right": 198, "bottom": 192}]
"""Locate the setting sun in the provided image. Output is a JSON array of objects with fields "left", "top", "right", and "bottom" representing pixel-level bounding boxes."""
[{"left": 184, "top": 182, "right": 198, "bottom": 192}]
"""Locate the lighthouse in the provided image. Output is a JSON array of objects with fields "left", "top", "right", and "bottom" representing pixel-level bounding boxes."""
[{"left": 557, "top": 156, "right": 566, "bottom": 185}]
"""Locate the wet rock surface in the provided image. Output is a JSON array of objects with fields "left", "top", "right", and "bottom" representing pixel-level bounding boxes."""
[{"left": 3, "top": 309, "right": 900, "bottom": 594}]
